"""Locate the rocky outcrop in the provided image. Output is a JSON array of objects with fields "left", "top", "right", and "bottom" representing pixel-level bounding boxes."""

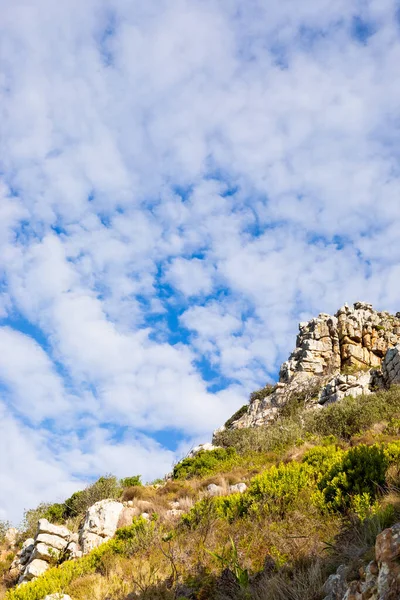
[
  {"left": 323, "top": 521, "right": 400, "bottom": 600},
  {"left": 11, "top": 519, "right": 81, "bottom": 585},
  {"left": 220, "top": 303, "right": 400, "bottom": 431},
  {"left": 79, "top": 499, "right": 124, "bottom": 554}
]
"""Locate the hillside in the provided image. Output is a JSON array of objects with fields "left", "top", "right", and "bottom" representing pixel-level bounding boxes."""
[{"left": 1, "top": 302, "right": 400, "bottom": 600}]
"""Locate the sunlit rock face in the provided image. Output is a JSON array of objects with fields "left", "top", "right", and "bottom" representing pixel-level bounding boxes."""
[{"left": 219, "top": 302, "right": 400, "bottom": 432}]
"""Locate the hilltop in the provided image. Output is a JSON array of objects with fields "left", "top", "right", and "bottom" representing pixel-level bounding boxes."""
[{"left": 1, "top": 302, "right": 400, "bottom": 600}]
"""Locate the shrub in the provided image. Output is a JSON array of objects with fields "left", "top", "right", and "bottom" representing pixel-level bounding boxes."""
[
  {"left": 250, "top": 384, "right": 277, "bottom": 403},
  {"left": 306, "top": 388, "right": 400, "bottom": 440},
  {"left": 214, "top": 417, "right": 303, "bottom": 455},
  {"left": 302, "top": 445, "right": 344, "bottom": 482},
  {"left": 318, "top": 444, "right": 387, "bottom": 512},
  {"left": 21, "top": 503, "right": 55, "bottom": 538},
  {"left": 243, "top": 462, "right": 314, "bottom": 516},
  {"left": 224, "top": 404, "right": 248, "bottom": 429},
  {"left": 0, "top": 520, "right": 11, "bottom": 543},
  {"left": 172, "top": 448, "right": 238, "bottom": 480},
  {"left": 64, "top": 475, "right": 120, "bottom": 518},
  {"left": 120, "top": 475, "right": 142, "bottom": 488}
]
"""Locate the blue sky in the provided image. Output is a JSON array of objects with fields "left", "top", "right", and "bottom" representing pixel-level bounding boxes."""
[{"left": 2, "top": 0, "right": 400, "bottom": 522}]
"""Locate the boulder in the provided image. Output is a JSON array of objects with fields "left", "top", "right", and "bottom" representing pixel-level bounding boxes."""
[
  {"left": 37, "top": 519, "right": 71, "bottom": 540},
  {"left": 187, "top": 443, "right": 221, "bottom": 458},
  {"left": 4, "top": 527, "right": 18, "bottom": 548},
  {"left": 375, "top": 522, "right": 400, "bottom": 599},
  {"left": 43, "top": 595, "right": 72, "bottom": 600},
  {"left": 21, "top": 558, "right": 49, "bottom": 581},
  {"left": 79, "top": 500, "right": 124, "bottom": 554}
]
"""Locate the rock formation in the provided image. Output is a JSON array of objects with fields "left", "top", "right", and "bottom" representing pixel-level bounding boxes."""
[
  {"left": 79, "top": 499, "right": 125, "bottom": 554},
  {"left": 218, "top": 302, "right": 400, "bottom": 431},
  {"left": 11, "top": 519, "right": 81, "bottom": 584},
  {"left": 323, "top": 521, "right": 400, "bottom": 599}
]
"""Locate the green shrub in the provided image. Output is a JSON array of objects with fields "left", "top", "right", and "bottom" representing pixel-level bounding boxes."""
[
  {"left": 64, "top": 475, "right": 120, "bottom": 518},
  {"left": 243, "top": 462, "right": 314, "bottom": 516},
  {"left": 302, "top": 445, "right": 344, "bottom": 482},
  {"left": 0, "top": 519, "right": 11, "bottom": 542},
  {"left": 318, "top": 444, "right": 387, "bottom": 512},
  {"left": 306, "top": 388, "right": 400, "bottom": 440},
  {"left": 120, "top": 475, "right": 142, "bottom": 488},
  {"left": 224, "top": 404, "right": 248, "bottom": 429},
  {"left": 250, "top": 384, "right": 277, "bottom": 403},
  {"left": 214, "top": 417, "right": 303, "bottom": 455},
  {"left": 173, "top": 447, "right": 238, "bottom": 479}
]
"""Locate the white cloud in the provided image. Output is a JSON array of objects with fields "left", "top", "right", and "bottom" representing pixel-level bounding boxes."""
[{"left": 2, "top": 0, "right": 400, "bottom": 521}]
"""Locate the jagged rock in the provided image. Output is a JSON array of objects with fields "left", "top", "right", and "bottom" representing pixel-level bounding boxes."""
[
  {"left": 229, "top": 483, "right": 247, "bottom": 493},
  {"left": 375, "top": 522, "right": 400, "bottom": 599},
  {"left": 322, "top": 522, "right": 400, "bottom": 600},
  {"left": 382, "top": 345, "right": 400, "bottom": 385},
  {"left": 319, "top": 371, "right": 373, "bottom": 405},
  {"left": 323, "top": 565, "right": 348, "bottom": 600},
  {"left": 219, "top": 302, "right": 400, "bottom": 432},
  {"left": 43, "top": 595, "right": 72, "bottom": 600},
  {"left": 16, "top": 520, "right": 80, "bottom": 584},
  {"left": 79, "top": 499, "right": 124, "bottom": 554}
]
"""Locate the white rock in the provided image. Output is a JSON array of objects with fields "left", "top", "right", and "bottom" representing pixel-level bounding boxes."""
[
  {"left": 37, "top": 519, "right": 71, "bottom": 540},
  {"left": 31, "top": 542, "right": 60, "bottom": 562},
  {"left": 21, "top": 558, "right": 49, "bottom": 581},
  {"left": 229, "top": 483, "right": 247, "bottom": 494},
  {"left": 187, "top": 443, "right": 220, "bottom": 458},
  {"left": 35, "top": 533, "right": 70, "bottom": 551},
  {"left": 79, "top": 499, "right": 124, "bottom": 554},
  {"left": 206, "top": 484, "right": 223, "bottom": 496},
  {"left": 43, "top": 595, "right": 72, "bottom": 600}
]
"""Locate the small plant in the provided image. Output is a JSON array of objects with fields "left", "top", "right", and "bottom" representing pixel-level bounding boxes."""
[
  {"left": 207, "top": 537, "right": 250, "bottom": 593},
  {"left": 120, "top": 475, "right": 142, "bottom": 488},
  {"left": 173, "top": 447, "right": 238, "bottom": 480},
  {"left": 224, "top": 405, "right": 248, "bottom": 429}
]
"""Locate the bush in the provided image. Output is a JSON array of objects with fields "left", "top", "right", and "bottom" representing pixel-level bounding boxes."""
[
  {"left": 214, "top": 417, "right": 303, "bottom": 455},
  {"left": 306, "top": 388, "right": 400, "bottom": 440},
  {"left": 64, "top": 475, "right": 120, "bottom": 518},
  {"left": 172, "top": 448, "right": 238, "bottom": 479},
  {"left": 224, "top": 404, "right": 248, "bottom": 429},
  {"left": 120, "top": 475, "right": 142, "bottom": 488},
  {"left": 302, "top": 445, "right": 344, "bottom": 482},
  {"left": 0, "top": 520, "right": 11, "bottom": 542},
  {"left": 318, "top": 444, "right": 387, "bottom": 512},
  {"left": 243, "top": 462, "right": 314, "bottom": 516},
  {"left": 250, "top": 384, "right": 277, "bottom": 403}
]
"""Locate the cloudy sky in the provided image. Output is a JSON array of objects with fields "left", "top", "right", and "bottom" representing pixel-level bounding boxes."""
[{"left": 1, "top": 0, "right": 400, "bottom": 522}]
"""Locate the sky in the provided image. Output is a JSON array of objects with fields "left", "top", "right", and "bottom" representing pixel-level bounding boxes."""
[{"left": 1, "top": 0, "right": 400, "bottom": 523}]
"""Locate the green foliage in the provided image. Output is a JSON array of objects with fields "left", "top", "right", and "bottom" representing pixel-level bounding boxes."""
[
  {"left": 120, "top": 475, "right": 142, "bottom": 488},
  {"left": 224, "top": 404, "right": 248, "bottom": 429},
  {"left": 64, "top": 475, "right": 120, "bottom": 519},
  {"left": 172, "top": 447, "right": 238, "bottom": 479},
  {"left": 306, "top": 388, "right": 400, "bottom": 440},
  {"left": 243, "top": 462, "right": 314, "bottom": 515},
  {"left": 214, "top": 416, "right": 303, "bottom": 455},
  {"left": 207, "top": 537, "right": 250, "bottom": 593},
  {"left": 302, "top": 445, "right": 344, "bottom": 482},
  {"left": 318, "top": 444, "right": 387, "bottom": 512},
  {"left": 249, "top": 384, "right": 277, "bottom": 403},
  {"left": 43, "top": 503, "right": 66, "bottom": 524},
  {"left": 21, "top": 503, "right": 54, "bottom": 538}
]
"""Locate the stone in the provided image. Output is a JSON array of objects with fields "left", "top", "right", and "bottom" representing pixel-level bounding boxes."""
[
  {"left": 37, "top": 519, "right": 72, "bottom": 540},
  {"left": 79, "top": 499, "right": 124, "bottom": 554},
  {"left": 375, "top": 522, "right": 400, "bottom": 599},
  {"left": 229, "top": 483, "right": 247, "bottom": 493},
  {"left": 165, "top": 509, "right": 183, "bottom": 518},
  {"left": 21, "top": 558, "right": 49, "bottom": 581},
  {"left": 206, "top": 484, "right": 224, "bottom": 496},
  {"left": 323, "top": 564, "right": 348, "bottom": 600},
  {"left": 43, "top": 595, "right": 72, "bottom": 600},
  {"left": 35, "top": 533, "right": 71, "bottom": 551}
]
